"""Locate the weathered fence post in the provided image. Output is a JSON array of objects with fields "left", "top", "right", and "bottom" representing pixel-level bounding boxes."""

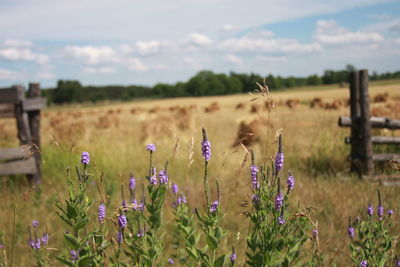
[
  {"left": 349, "top": 71, "right": 362, "bottom": 176},
  {"left": 27, "top": 83, "right": 42, "bottom": 184},
  {"left": 359, "top": 69, "right": 374, "bottom": 176}
]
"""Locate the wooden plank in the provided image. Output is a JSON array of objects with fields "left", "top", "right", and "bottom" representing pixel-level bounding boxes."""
[
  {"left": 23, "top": 98, "right": 46, "bottom": 111},
  {"left": 372, "top": 153, "right": 399, "bottom": 162},
  {"left": 0, "top": 158, "right": 37, "bottom": 175},
  {"left": 14, "top": 85, "right": 32, "bottom": 145},
  {"left": 0, "top": 147, "right": 28, "bottom": 160},
  {"left": 27, "top": 83, "right": 42, "bottom": 184},
  {"left": 0, "top": 103, "right": 15, "bottom": 118},
  {"left": 359, "top": 69, "right": 374, "bottom": 175},
  {"left": 345, "top": 136, "right": 400, "bottom": 145},
  {"left": 338, "top": 116, "right": 400, "bottom": 130},
  {"left": 349, "top": 71, "right": 361, "bottom": 175},
  {"left": 0, "top": 87, "right": 22, "bottom": 104}
]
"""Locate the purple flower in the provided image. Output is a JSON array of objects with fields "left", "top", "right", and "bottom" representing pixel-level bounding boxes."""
[
  {"left": 129, "top": 176, "right": 136, "bottom": 191},
  {"left": 146, "top": 144, "right": 156, "bottom": 152},
  {"left": 28, "top": 239, "right": 40, "bottom": 250},
  {"left": 201, "top": 140, "right": 211, "bottom": 162},
  {"left": 250, "top": 165, "right": 259, "bottom": 189},
  {"left": 117, "top": 231, "right": 123, "bottom": 244},
  {"left": 275, "top": 152, "right": 284, "bottom": 173},
  {"left": 168, "top": 258, "right": 175, "bottom": 264},
  {"left": 118, "top": 214, "right": 127, "bottom": 229},
  {"left": 41, "top": 233, "right": 49, "bottom": 245},
  {"left": 367, "top": 204, "right": 373, "bottom": 216},
  {"left": 397, "top": 260, "right": 400, "bottom": 267},
  {"left": 388, "top": 209, "right": 394, "bottom": 216},
  {"left": 287, "top": 173, "right": 295, "bottom": 191},
  {"left": 98, "top": 203, "right": 106, "bottom": 223},
  {"left": 174, "top": 195, "right": 187, "bottom": 208},
  {"left": 81, "top": 151, "right": 90, "bottom": 165},
  {"left": 278, "top": 216, "right": 286, "bottom": 225},
  {"left": 312, "top": 229, "right": 318, "bottom": 238},
  {"left": 172, "top": 183, "right": 178, "bottom": 194},
  {"left": 0, "top": 244, "right": 4, "bottom": 249},
  {"left": 230, "top": 253, "right": 237, "bottom": 263},
  {"left": 348, "top": 227, "right": 355, "bottom": 238},
  {"left": 149, "top": 167, "right": 157, "bottom": 185},
  {"left": 159, "top": 170, "right": 168, "bottom": 184},
  {"left": 378, "top": 205, "right": 384, "bottom": 218},
  {"left": 210, "top": 200, "right": 219, "bottom": 213},
  {"left": 275, "top": 193, "right": 283, "bottom": 210},
  {"left": 35, "top": 239, "right": 41, "bottom": 249},
  {"left": 360, "top": 260, "right": 368, "bottom": 267},
  {"left": 70, "top": 250, "right": 78, "bottom": 261},
  {"left": 32, "top": 220, "right": 39, "bottom": 228},
  {"left": 137, "top": 229, "right": 144, "bottom": 237}
]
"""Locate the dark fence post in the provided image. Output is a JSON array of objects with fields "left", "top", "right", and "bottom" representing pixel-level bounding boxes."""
[
  {"left": 349, "top": 71, "right": 362, "bottom": 176},
  {"left": 359, "top": 69, "right": 374, "bottom": 176},
  {"left": 27, "top": 83, "right": 41, "bottom": 184}
]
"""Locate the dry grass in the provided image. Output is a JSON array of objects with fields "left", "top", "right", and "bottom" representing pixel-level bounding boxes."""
[{"left": 0, "top": 81, "right": 399, "bottom": 265}]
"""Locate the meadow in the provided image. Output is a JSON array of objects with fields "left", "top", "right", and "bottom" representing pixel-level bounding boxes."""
[{"left": 0, "top": 80, "right": 399, "bottom": 266}]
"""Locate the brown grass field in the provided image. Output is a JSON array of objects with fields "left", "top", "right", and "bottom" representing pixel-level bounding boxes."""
[{"left": 0, "top": 80, "right": 399, "bottom": 265}]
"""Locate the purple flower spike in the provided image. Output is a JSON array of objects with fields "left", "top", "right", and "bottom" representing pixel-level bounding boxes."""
[
  {"left": 275, "top": 193, "right": 283, "bottom": 210},
  {"left": 41, "top": 233, "right": 49, "bottom": 245},
  {"left": 287, "top": 173, "right": 295, "bottom": 191},
  {"left": 146, "top": 144, "right": 156, "bottom": 152},
  {"left": 360, "top": 260, "right": 368, "bottom": 267},
  {"left": 32, "top": 220, "right": 39, "bottom": 228},
  {"left": 367, "top": 204, "right": 373, "bottom": 216},
  {"left": 118, "top": 214, "right": 127, "bottom": 229},
  {"left": 275, "top": 152, "right": 284, "bottom": 174},
  {"left": 252, "top": 194, "right": 260, "bottom": 206},
  {"left": 388, "top": 209, "right": 394, "bottom": 216},
  {"left": 129, "top": 176, "right": 136, "bottom": 191},
  {"left": 230, "top": 253, "right": 237, "bottom": 263},
  {"left": 70, "top": 250, "right": 78, "bottom": 261},
  {"left": 98, "top": 203, "right": 106, "bottom": 223},
  {"left": 278, "top": 216, "right": 286, "bottom": 225},
  {"left": 159, "top": 170, "right": 168, "bottom": 184},
  {"left": 137, "top": 229, "right": 144, "bottom": 237},
  {"left": 201, "top": 140, "right": 211, "bottom": 162},
  {"left": 312, "top": 229, "right": 318, "bottom": 238},
  {"left": 378, "top": 205, "right": 384, "bottom": 218},
  {"left": 172, "top": 183, "right": 178, "bottom": 194},
  {"left": 168, "top": 258, "right": 175, "bottom": 264},
  {"left": 117, "top": 231, "right": 123, "bottom": 244},
  {"left": 210, "top": 200, "right": 219, "bottom": 213},
  {"left": 250, "top": 165, "right": 259, "bottom": 189},
  {"left": 397, "top": 260, "right": 400, "bottom": 267},
  {"left": 348, "top": 227, "right": 355, "bottom": 238},
  {"left": 81, "top": 152, "right": 90, "bottom": 165}
]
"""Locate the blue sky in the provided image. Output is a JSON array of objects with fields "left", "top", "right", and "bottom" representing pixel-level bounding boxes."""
[{"left": 0, "top": 0, "right": 399, "bottom": 88}]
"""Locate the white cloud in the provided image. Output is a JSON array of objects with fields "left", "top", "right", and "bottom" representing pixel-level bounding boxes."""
[
  {"left": 64, "top": 46, "right": 117, "bottom": 64},
  {"left": 221, "top": 24, "right": 235, "bottom": 32},
  {"left": 124, "top": 57, "right": 148, "bottom": 71},
  {"left": 257, "top": 55, "right": 287, "bottom": 62},
  {"left": 315, "top": 20, "right": 384, "bottom": 45},
  {"left": 36, "top": 71, "right": 55, "bottom": 79},
  {"left": 83, "top": 66, "right": 116, "bottom": 74},
  {"left": 0, "top": 68, "right": 22, "bottom": 80},
  {"left": 135, "top": 41, "right": 163, "bottom": 55},
  {"left": 0, "top": 47, "right": 49, "bottom": 64},
  {"left": 3, "top": 39, "right": 33, "bottom": 48},
  {"left": 219, "top": 37, "right": 321, "bottom": 54},
  {"left": 185, "top": 33, "right": 212, "bottom": 46},
  {"left": 225, "top": 54, "right": 242, "bottom": 64}
]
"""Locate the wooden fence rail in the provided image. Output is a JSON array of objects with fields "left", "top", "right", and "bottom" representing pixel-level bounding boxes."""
[
  {"left": 338, "top": 69, "right": 400, "bottom": 177},
  {"left": 0, "top": 83, "right": 46, "bottom": 184}
]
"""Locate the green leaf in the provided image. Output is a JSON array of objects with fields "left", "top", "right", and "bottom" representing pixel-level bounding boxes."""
[
  {"left": 214, "top": 255, "right": 226, "bottom": 267},
  {"left": 206, "top": 235, "right": 218, "bottom": 250},
  {"left": 64, "top": 232, "right": 80, "bottom": 248}
]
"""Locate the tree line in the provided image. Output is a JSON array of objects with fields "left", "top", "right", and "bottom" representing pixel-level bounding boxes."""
[{"left": 42, "top": 65, "right": 400, "bottom": 104}]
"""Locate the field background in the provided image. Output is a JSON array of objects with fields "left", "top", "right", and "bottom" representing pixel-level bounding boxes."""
[{"left": 1, "top": 80, "right": 400, "bottom": 266}]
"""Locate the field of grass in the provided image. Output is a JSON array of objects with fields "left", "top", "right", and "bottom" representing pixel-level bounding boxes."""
[{"left": 0, "top": 81, "right": 399, "bottom": 265}]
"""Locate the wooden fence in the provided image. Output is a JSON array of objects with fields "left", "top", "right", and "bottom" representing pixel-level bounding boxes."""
[
  {"left": 0, "top": 83, "right": 46, "bottom": 184},
  {"left": 338, "top": 69, "right": 400, "bottom": 177}
]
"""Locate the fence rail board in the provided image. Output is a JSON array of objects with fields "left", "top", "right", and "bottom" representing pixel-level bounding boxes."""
[
  {"left": 0, "top": 103, "right": 14, "bottom": 118},
  {"left": 0, "top": 147, "right": 28, "bottom": 160},
  {"left": 372, "top": 154, "right": 399, "bottom": 162},
  {"left": 338, "top": 116, "right": 400, "bottom": 129},
  {"left": 0, "top": 158, "right": 37, "bottom": 175},
  {"left": 345, "top": 136, "right": 400, "bottom": 145},
  {"left": 23, "top": 98, "right": 47, "bottom": 111},
  {"left": 0, "top": 87, "right": 23, "bottom": 104}
]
